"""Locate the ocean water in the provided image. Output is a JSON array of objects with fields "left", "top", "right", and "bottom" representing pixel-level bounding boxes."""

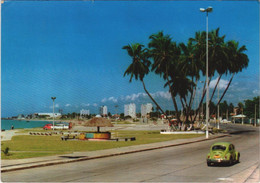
[{"left": 1, "top": 120, "right": 52, "bottom": 130}]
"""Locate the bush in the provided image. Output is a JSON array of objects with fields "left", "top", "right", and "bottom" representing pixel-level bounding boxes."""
[{"left": 2, "top": 147, "right": 10, "bottom": 156}]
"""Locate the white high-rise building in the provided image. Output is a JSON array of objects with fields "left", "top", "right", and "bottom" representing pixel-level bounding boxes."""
[
  {"left": 141, "top": 103, "right": 153, "bottom": 117},
  {"left": 100, "top": 106, "right": 108, "bottom": 116},
  {"left": 80, "top": 109, "right": 90, "bottom": 118},
  {"left": 124, "top": 103, "right": 136, "bottom": 118}
]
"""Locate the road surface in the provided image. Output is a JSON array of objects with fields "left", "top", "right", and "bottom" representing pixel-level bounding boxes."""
[{"left": 2, "top": 124, "right": 259, "bottom": 182}]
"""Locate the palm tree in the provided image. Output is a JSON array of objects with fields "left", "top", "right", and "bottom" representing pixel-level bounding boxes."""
[
  {"left": 217, "top": 40, "right": 249, "bottom": 105},
  {"left": 122, "top": 43, "right": 166, "bottom": 117},
  {"left": 166, "top": 71, "right": 195, "bottom": 122},
  {"left": 179, "top": 40, "right": 202, "bottom": 122},
  {"left": 237, "top": 102, "right": 244, "bottom": 115},
  {"left": 208, "top": 28, "right": 227, "bottom": 103},
  {"left": 148, "top": 31, "right": 181, "bottom": 122},
  {"left": 189, "top": 31, "right": 212, "bottom": 122},
  {"left": 190, "top": 29, "right": 229, "bottom": 122},
  {"left": 208, "top": 28, "right": 226, "bottom": 76}
]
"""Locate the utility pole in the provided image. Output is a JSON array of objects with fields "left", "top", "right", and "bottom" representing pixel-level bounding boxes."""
[{"left": 51, "top": 97, "right": 56, "bottom": 130}]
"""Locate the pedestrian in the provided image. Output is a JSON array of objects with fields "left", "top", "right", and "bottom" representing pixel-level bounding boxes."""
[{"left": 11, "top": 125, "right": 14, "bottom": 130}]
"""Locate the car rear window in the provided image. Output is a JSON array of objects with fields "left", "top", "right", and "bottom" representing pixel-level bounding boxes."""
[{"left": 212, "top": 145, "right": 226, "bottom": 151}]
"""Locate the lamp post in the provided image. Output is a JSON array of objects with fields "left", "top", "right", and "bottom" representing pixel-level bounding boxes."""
[
  {"left": 51, "top": 97, "right": 56, "bottom": 130},
  {"left": 217, "top": 83, "right": 220, "bottom": 129},
  {"left": 200, "top": 6, "right": 213, "bottom": 139}
]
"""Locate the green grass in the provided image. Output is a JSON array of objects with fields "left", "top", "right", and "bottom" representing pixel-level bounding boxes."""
[{"left": 1, "top": 130, "right": 203, "bottom": 159}]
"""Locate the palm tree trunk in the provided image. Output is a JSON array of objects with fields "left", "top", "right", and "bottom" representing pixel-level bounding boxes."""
[
  {"left": 187, "top": 79, "right": 198, "bottom": 123},
  {"left": 217, "top": 73, "right": 235, "bottom": 106},
  {"left": 180, "top": 98, "right": 185, "bottom": 121},
  {"left": 141, "top": 80, "right": 169, "bottom": 121},
  {"left": 183, "top": 97, "right": 190, "bottom": 122},
  {"left": 191, "top": 80, "right": 199, "bottom": 122},
  {"left": 166, "top": 74, "right": 180, "bottom": 122},
  {"left": 179, "top": 96, "right": 187, "bottom": 122},
  {"left": 209, "top": 74, "right": 222, "bottom": 103},
  {"left": 172, "top": 97, "right": 180, "bottom": 122},
  {"left": 193, "top": 76, "right": 212, "bottom": 122},
  {"left": 193, "top": 79, "right": 206, "bottom": 122},
  {"left": 180, "top": 98, "right": 185, "bottom": 111}
]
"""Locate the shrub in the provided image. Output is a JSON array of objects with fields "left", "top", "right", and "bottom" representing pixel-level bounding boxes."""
[{"left": 2, "top": 147, "right": 10, "bottom": 156}]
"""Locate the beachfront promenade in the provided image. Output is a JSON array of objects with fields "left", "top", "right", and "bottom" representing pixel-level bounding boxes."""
[{"left": 1, "top": 123, "right": 259, "bottom": 182}]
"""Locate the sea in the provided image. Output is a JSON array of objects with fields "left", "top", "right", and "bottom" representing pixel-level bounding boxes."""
[{"left": 1, "top": 120, "right": 52, "bottom": 130}]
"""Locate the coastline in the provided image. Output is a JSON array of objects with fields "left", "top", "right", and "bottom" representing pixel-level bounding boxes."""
[
  {"left": 1, "top": 119, "right": 77, "bottom": 123},
  {"left": 2, "top": 119, "right": 57, "bottom": 122},
  {"left": 1, "top": 119, "right": 87, "bottom": 131}
]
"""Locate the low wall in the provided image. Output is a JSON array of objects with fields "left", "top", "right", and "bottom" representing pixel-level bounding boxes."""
[
  {"left": 79, "top": 132, "right": 111, "bottom": 140},
  {"left": 160, "top": 130, "right": 205, "bottom": 134}
]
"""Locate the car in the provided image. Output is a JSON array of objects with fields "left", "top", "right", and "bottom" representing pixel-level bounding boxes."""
[
  {"left": 52, "top": 123, "right": 69, "bottom": 130},
  {"left": 43, "top": 123, "right": 69, "bottom": 130},
  {"left": 207, "top": 142, "right": 240, "bottom": 166},
  {"left": 221, "top": 119, "right": 231, "bottom": 124},
  {"left": 43, "top": 123, "right": 53, "bottom": 130}
]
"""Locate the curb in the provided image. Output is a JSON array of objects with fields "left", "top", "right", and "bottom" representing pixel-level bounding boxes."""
[{"left": 1, "top": 134, "right": 229, "bottom": 173}]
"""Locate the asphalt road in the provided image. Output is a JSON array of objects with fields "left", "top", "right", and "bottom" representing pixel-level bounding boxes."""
[{"left": 2, "top": 124, "right": 259, "bottom": 182}]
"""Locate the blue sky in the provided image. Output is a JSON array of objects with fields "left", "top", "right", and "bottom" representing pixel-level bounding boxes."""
[{"left": 1, "top": 1, "right": 259, "bottom": 117}]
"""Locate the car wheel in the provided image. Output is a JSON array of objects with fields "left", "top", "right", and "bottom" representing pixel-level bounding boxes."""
[
  {"left": 236, "top": 153, "right": 240, "bottom": 163},
  {"left": 207, "top": 162, "right": 211, "bottom": 166},
  {"left": 228, "top": 158, "right": 233, "bottom": 166}
]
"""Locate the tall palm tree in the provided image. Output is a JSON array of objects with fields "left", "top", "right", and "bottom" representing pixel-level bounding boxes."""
[
  {"left": 122, "top": 43, "right": 166, "bottom": 117},
  {"left": 189, "top": 31, "right": 208, "bottom": 122},
  {"left": 208, "top": 28, "right": 226, "bottom": 76},
  {"left": 189, "top": 31, "right": 207, "bottom": 73},
  {"left": 190, "top": 29, "right": 228, "bottom": 122},
  {"left": 217, "top": 40, "right": 249, "bottom": 105},
  {"left": 148, "top": 31, "right": 181, "bottom": 122},
  {"left": 208, "top": 28, "right": 228, "bottom": 103},
  {"left": 179, "top": 40, "right": 202, "bottom": 122}
]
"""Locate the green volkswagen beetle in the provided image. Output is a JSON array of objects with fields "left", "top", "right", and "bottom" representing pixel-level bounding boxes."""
[{"left": 207, "top": 142, "right": 240, "bottom": 166}]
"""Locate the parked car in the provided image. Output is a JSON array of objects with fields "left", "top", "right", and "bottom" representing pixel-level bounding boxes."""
[
  {"left": 207, "top": 142, "right": 240, "bottom": 166},
  {"left": 52, "top": 123, "right": 69, "bottom": 130},
  {"left": 43, "top": 123, "right": 69, "bottom": 130},
  {"left": 43, "top": 123, "right": 53, "bottom": 130},
  {"left": 221, "top": 119, "right": 231, "bottom": 124}
]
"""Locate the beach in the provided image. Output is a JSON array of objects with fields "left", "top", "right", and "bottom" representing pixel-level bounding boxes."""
[{"left": 1, "top": 130, "right": 27, "bottom": 141}]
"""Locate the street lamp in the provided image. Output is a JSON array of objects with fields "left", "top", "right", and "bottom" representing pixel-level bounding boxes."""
[
  {"left": 51, "top": 97, "right": 56, "bottom": 130},
  {"left": 200, "top": 6, "right": 213, "bottom": 138},
  {"left": 217, "top": 83, "right": 220, "bottom": 129}
]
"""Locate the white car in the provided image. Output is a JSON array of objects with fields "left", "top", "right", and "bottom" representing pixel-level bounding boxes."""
[
  {"left": 221, "top": 119, "right": 231, "bottom": 124},
  {"left": 51, "top": 123, "right": 69, "bottom": 130}
]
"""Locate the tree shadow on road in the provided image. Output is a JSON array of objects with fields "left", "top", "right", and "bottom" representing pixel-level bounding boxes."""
[{"left": 229, "top": 130, "right": 255, "bottom": 135}]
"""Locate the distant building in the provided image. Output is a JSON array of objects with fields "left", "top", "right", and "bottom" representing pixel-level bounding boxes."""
[
  {"left": 100, "top": 106, "right": 108, "bottom": 116},
  {"left": 17, "top": 114, "right": 25, "bottom": 120},
  {"left": 26, "top": 114, "right": 33, "bottom": 119},
  {"left": 80, "top": 109, "right": 90, "bottom": 118},
  {"left": 141, "top": 103, "right": 153, "bottom": 117},
  {"left": 124, "top": 103, "right": 136, "bottom": 118},
  {"left": 37, "top": 113, "right": 61, "bottom": 118}
]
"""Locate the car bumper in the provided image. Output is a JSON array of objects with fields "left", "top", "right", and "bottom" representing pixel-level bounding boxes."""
[{"left": 207, "top": 159, "right": 230, "bottom": 164}]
